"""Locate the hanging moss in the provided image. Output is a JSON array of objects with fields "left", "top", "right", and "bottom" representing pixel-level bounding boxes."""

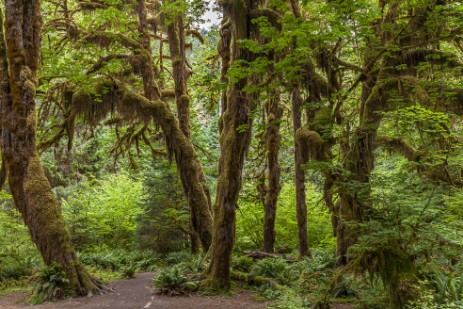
[
  {"left": 79, "top": 32, "right": 141, "bottom": 50},
  {"left": 296, "top": 127, "right": 326, "bottom": 162},
  {"left": 376, "top": 136, "right": 423, "bottom": 162},
  {"left": 71, "top": 80, "right": 154, "bottom": 125},
  {"left": 345, "top": 245, "right": 418, "bottom": 309}
]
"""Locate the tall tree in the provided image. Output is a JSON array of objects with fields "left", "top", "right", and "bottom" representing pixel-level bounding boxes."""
[
  {"left": 165, "top": 0, "right": 212, "bottom": 252},
  {"left": 206, "top": 0, "right": 256, "bottom": 288},
  {"left": 0, "top": 0, "right": 105, "bottom": 295}
]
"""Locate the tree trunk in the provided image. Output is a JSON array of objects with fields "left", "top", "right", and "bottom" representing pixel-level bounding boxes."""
[
  {"left": 0, "top": 1, "right": 105, "bottom": 296},
  {"left": 334, "top": 1, "right": 399, "bottom": 265},
  {"left": 166, "top": 9, "right": 190, "bottom": 138},
  {"left": 190, "top": 231, "right": 201, "bottom": 254},
  {"left": 137, "top": 0, "right": 213, "bottom": 251},
  {"left": 263, "top": 93, "right": 283, "bottom": 253},
  {"left": 166, "top": 7, "right": 214, "bottom": 250},
  {"left": 335, "top": 71, "right": 379, "bottom": 266},
  {"left": 291, "top": 88, "right": 310, "bottom": 257},
  {"left": 205, "top": 0, "right": 255, "bottom": 289}
]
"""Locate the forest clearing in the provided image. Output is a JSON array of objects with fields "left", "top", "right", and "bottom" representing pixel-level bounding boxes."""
[{"left": 0, "top": 0, "right": 462, "bottom": 308}]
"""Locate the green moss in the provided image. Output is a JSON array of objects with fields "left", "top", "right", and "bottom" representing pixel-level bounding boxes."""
[
  {"left": 24, "top": 156, "right": 61, "bottom": 224},
  {"left": 230, "top": 271, "right": 284, "bottom": 290},
  {"left": 23, "top": 80, "right": 36, "bottom": 95},
  {"left": 296, "top": 127, "right": 325, "bottom": 161},
  {"left": 346, "top": 245, "right": 417, "bottom": 308}
]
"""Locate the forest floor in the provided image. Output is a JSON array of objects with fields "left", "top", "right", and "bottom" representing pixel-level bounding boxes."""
[
  {"left": 0, "top": 272, "right": 270, "bottom": 309},
  {"left": 0, "top": 272, "right": 355, "bottom": 308}
]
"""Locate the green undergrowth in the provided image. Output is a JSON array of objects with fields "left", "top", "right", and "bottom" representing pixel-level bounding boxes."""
[
  {"left": 153, "top": 252, "right": 206, "bottom": 295},
  {"left": 31, "top": 263, "right": 72, "bottom": 304},
  {"left": 3, "top": 247, "right": 463, "bottom": 308},
  {"left": 77, "top": 248, "right": 160, "bottom": 274},
  {"left": 230, "top": 249, "right": 389, "bottom": 308},
  {"left": 148, "top": 249, "right": 381, "bottom": 307}
]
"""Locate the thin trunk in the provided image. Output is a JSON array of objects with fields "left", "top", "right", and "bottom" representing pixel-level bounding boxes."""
[
  {"left": 0, "top": 1, "right": 106, "bottom": 295},
  {"left": 137, "top": 0, "right": 213, "bottom": 251},
  {"left": 291, "top": 87, "right": 310, "bottom": 257},
  {"left": 205, "top": 0, "right": 255, "bottom": 289},
  {"left": 288, "top": 0, "right": 309, "bottom": 257},
  {"left": 323, "top": 171, "right": 338, "bottom": 237},
  {"left": 263, "top": 93, "right": 283, "bottom": 253}
]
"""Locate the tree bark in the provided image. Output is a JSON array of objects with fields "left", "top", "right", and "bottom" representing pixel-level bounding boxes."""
[
  {"left": 166, "top": 8, "right": 190, "bottom": 138},
  {"left": 263, "top": 93, "right": 283, "bottom": 253},
  {"left": 291, "top": 87, "right": 310, "bottom": 257},
  {"left": 205, "top": 0, "right": 256, "bottom": 289},
  {"left": 0, "top": 0, "right": 105, "bottom": 296}
]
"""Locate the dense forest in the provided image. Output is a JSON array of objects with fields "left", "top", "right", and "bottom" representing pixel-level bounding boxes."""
[{"left": 0, "top": 0, "right": 462, "bottom": 308}]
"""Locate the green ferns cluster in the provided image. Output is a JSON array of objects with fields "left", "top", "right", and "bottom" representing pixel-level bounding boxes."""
[{"left": 32, "top": 263, "right": 71, "bottom": 304}]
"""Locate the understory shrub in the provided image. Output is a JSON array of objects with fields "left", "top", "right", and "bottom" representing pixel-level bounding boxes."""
[
  {"left": 32, "top": 263, "right": 71, "bottom": 304},
  {"left": 164, "top": 251, "right": 193, "bottom": 265},
  {"left": 232, "top": 255, "right": 254, "bottom": 272},
  {"left": 0, "top": 200, "right": 42, "bottom": 282},
  {"left": 153, "top": 266, "right": 198, "bottom": 295},
  {"left": 62, "top": 173, "right": 144, "bottom": 249},
  {"left": 78, "top": 249, "right": 159, "bottom": 274},
  {"left": 176, "top": 254, "right": 206, "bottom": 275}
]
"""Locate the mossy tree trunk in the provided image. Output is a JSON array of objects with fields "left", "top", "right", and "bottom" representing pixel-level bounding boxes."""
[
  {"left": 291, "top": 87, "right": 310, "bottom": 257},
  {"left": 335, "top": 4, "right": 440, "bottom": 306},
  {"left": 0, "top": 0, "right": 105, "bottom": 296},
  {"left": 205, "top": 0, "right": 256, "bottom": 289},
  {"left": 166, "top": 8, "right": 190, "bottom": 138},
  {"left": 336, "top": 78, "right": 379, "bottom": 266},
  {"left": 263, "top": 92, "right": 283, "bottom": 253},
  {"left": 166, "top": 5, "right": 213, "bottom": 252},
  {"left": 137, "top": 0, "right": 213, "bottom": 251},
  {"left": 334, "top": 1, "right": 400, "bottom": 266}
]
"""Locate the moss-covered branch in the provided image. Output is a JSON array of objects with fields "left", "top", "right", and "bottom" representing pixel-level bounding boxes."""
[
  {"left": 375, "top": 136, "right": 423, "bottom": 162},
  {"left": 396, "top": 48, "right": 463, "bottom": 70}
]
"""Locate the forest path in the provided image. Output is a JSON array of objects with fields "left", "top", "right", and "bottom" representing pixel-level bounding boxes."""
[{"left": 0, "top": 273, "right": 268, "bottom": 309}]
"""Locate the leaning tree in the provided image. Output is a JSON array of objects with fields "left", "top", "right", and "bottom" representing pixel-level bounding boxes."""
[{"left": 0, "top": 0, "right": 107, "bottom": 295}]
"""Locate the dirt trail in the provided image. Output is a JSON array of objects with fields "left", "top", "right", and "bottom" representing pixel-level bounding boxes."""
[{"left": 0, "top": 273, "right": 268, "bottom": 309}]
